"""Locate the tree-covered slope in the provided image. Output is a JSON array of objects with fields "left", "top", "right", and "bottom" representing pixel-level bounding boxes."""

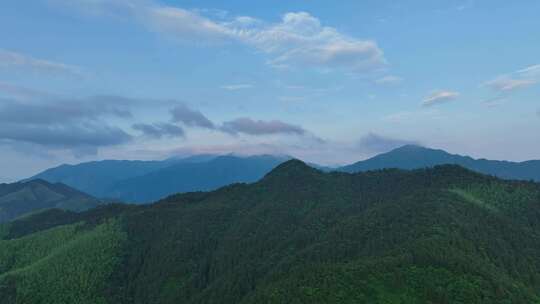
[
  {"left": 339, "top": 145, "right": 540, "bottom": 181},
  {"left": 0, "top": 180, "right": 101, "bottom": 223},
  {"left": 1, "top": 161, "right": 540, "bottom": 303}
]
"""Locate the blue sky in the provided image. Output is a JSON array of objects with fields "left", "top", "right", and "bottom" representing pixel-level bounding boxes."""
[{"left": 0, "top": 0, "right": 539, "bottom": 181}]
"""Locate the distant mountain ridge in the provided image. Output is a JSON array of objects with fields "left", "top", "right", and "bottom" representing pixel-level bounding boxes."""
[
  {"left": 339, "top": 145, "right": 540, "bottom": 181},
  {"left": 28, "top": 145, "right": 540, "bottom": 204},
  {"left": 29, "top": 155, "right": 220, "bottom": 198},
  {"left": 0, "top": 179, "right": 101, "bottom": 223},
  {"left": 105, "top": 154, "right": 290, "bottom": 203},
  {"left": 31, "top": 154, "right": 289, "bottom": 203}
]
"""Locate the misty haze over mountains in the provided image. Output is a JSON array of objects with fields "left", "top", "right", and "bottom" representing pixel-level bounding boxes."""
[{"left": 28, "top": 145, "right": 540, "bottom": 204}]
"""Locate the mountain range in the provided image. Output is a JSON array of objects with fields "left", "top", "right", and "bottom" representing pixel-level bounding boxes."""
[
  {"left": 340, "top": 145, "right": 540, "bottom": 181},
  {"left": 29, "top": 145, "right": 540, "bottom": 204},
  {"left": 31, "top": 154, "right": 289, "bottom": 203},
  {"left": 0, "top": 179, "right": 101, "bottom": 223},
  {"left": 1, "top": 161, "right": 539, "bottom": 303}
]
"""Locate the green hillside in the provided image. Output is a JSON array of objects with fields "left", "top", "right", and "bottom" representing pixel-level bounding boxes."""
[
  {"left": 0, "top": 180, "right": 102, "bottom": 223},
  {"left": 1, "top": 161, "right": 540, "bottom": 303}
]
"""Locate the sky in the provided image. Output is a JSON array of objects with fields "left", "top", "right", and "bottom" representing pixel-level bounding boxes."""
[{"left": 0, "top": 0, "right": 539, "bottom": 182}]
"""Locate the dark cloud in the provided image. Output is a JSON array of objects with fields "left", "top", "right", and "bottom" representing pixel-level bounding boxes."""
[
  {"left": 170, "top": 104, "right": 215, "bottom": 129},
  {"left": 356, "top": 133, "right": 420, "bottom": 154},
  {"left": 132, "top": 123, "right": 185, "bottom": 138},
  {"left": 221, "top": 118, "right": 306, "bottom": 136},
  {"left": 0, "top": 96, "right": 132, "bottom": 125},
  {"left": 0, "top": 96, "right": 135, "bottom": 156},
  {"left": 0, "top": 123, "right": 132, "bottom": 150}
]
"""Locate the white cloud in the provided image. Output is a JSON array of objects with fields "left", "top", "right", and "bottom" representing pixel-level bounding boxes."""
[
  {"left": 422, "top": 90, "right": 460, "bottom": 107},
  {"left": 0, "top": 49, "right": 82, "bottom": 76},
  {"left": 484, "top": 78, "right": 537, "bottom": 92},
  {"left": 516, "top": 64, "right": 540, "bottom": 78},
  {"left": 52, "top": 1, "right": 386, "bottom": 72},
  {"left": 220, "top": 84, "right": 253, "bottom": 90},
  {"left": 146, "top": 6, "right": 233, "bottom": 41},
  {"left": 240, "top": 12, "right": 386, "bottom": 71},
  {"left": 484, "top": 64, "right": 540, "bottom": 92}
]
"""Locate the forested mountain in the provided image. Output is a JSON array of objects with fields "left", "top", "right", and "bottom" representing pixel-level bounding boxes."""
[
  {"left": 29, "top": 155, "right": 218, "bottom": 198},
  {"left": 29, "top": 146, "right": 540, "bottom": 204},
  {"left": 339, "top": 145, "right": 540, "bottom": 181},
  {"left": 0, "top": 179, "right": 101, "bottom": 223},
  {"left": 29, "top": 155, "right": 287, "bottom": 203},
  {"left": 104, "top": 155, "right": 289, "bottom": 203},
  {"left": 2, "top": 161, "right": 540, "bottom": 303}
]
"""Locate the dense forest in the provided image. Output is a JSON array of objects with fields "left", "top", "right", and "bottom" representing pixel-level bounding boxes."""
[
  {"left": 1, "top": 160, "right": 540, "bottom": 303},
  {"left": 0, "top": 179, "right": 101, "bottom": 223}
]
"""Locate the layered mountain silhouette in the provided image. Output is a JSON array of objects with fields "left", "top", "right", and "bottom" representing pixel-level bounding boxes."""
[
  {"left": 2, "top": 161, "right": 539, "bottom": 303},
  {"left": 0, "top": 179, "right": 101, "bottom": 223},
  {"left": 29, "top": 155, "right": 218, "bottom": 199},
  {"left": 31, "top": 155, "right": 289, "bottom": 203},
  {"left": 105, "top": 155, "right": 289, "bottom": 203},
  {"left": 340, "top": 145, "right": 540, "bottom": 181},
  {"left": 28, "top": 145, "right": 540, "bottom": 204}
]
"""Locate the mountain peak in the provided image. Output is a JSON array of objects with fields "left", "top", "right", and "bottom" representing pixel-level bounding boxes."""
[
  {"left": 389, "top": 144, "right": 435, "bottom": 154},
  {"left": 263, "top": 159, "right": 319, "bottom": 180}
]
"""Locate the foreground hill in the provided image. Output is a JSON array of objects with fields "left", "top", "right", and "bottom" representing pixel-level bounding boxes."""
[
  {"left": 339, "top": 145, "right": 540, "bottom": 181},
  {"left": 30, "top": 155, "right": 287, "bottom": 203},
  {"left": 1, "top": 161, "right": 539, "bottom": 303},
  {"left": 0, "top": 180, "right": 101, "bottom": 223}
]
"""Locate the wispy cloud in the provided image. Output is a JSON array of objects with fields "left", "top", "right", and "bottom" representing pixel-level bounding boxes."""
[
  {"left": 170, "top": 104, "right": 216, "bottom": 129},
  {"left": 517, "top": 64, "right": 540, "bottom": 78},
  {"left": 220, "top": 118, "right": 306, "bottom": 136},
  {"left": 0, "top": 49, "right": 82, "bottom": 77},
  {"left": 132, "top": 123, "right": 185, "bottom": 139},
  {"left": 484, "top": 78, "right": 537, "bottom": 92},
  {"left": 52, "top": 1, "right": 387, "bottom": 72},
  {"left": 422, "top": 90, "right": 460, "bottom": 107},
  {"left": 220, "top": 84, "right": 253, "bottom": 90},
  {"left": 483, "top": 64, "right": 540, "bottom": 92},
  {"left": 167, "top": 103, "right": 310, "bottom": 137}
]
